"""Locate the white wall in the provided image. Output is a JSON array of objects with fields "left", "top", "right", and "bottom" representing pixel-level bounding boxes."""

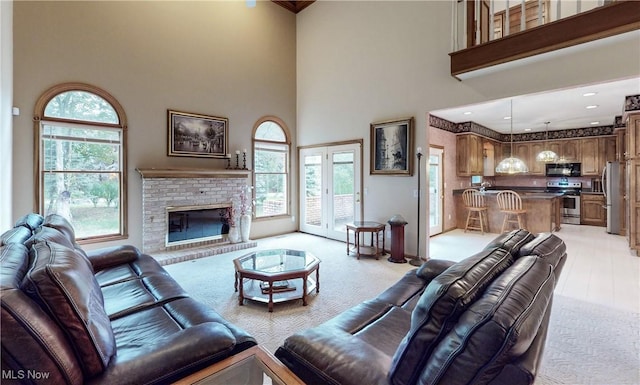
[
  {"left": 296, "top": 1, "right": 639, "bottom": 258},
  {"left": 12, "top": 1, "right": 298, "bottom": 248},
  {"left": 0, "top": 0, "right": 12, "bottom": 231}
]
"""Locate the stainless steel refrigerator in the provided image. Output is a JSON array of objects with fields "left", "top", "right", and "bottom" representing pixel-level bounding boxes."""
[{"left": 603, "top": 161, "right": 622, "bottom": 234}]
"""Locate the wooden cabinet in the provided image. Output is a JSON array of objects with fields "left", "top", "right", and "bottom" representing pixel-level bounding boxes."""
[
  {"left": 581, "top": 193, "right": 606, "bottom": 227},
  {"left": 529, "top": 142, "right": 546, "bottom": 175},
  {"left": 547, "top": 140, "right": 581, "bottom": 162},
  {"left": 456, "top": 134, "right": 483, "bottom": 176},
  {"left": 581, "top": 136, "right": 616, "bottom": 176},
  {"left": 600, "top": 136, "right": 617, "bottom": 172},
  {"left": 563, "top": 140, "right": 581, "bottom": 161},
  {"left": 459, "top": 135, "right": 616, "bottom": 177},
  {"left": 627, "top": 113, "right": 640, "bottom": 160},
  {"left": 581, "top": 138, "right": 599, "bottom": 175},
  {"left": 626, "top": 112, "right": 640, "bottom": 254},
  {"left": 514, "top": 142, "right": 530, "bottom": 167},
  {"left": 616, "top": 129, "right": 626, "bottom": 161}
]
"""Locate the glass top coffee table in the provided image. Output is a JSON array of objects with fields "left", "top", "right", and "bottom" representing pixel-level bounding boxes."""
[
  {"left": 233, "top": 249, "right": 320, "bottom": 312},
  {"left": 172, "top": 345, "right": 304, "bottom": 385}
]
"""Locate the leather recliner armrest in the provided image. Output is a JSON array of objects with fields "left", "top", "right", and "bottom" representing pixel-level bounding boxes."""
[
  {"left": 415, "top": 259, "right": 456, "bottom": 281},
  {"left": 86, "top": 245, "right": 141, "bottom": 272}
]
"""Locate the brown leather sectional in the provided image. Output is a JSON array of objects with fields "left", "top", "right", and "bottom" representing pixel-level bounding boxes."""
[
  {"left": 275, "top": 229, "right": 567, "bottom": 385},
  {"left": 1, "top": 213, "right": 256, "bottom": 384}
]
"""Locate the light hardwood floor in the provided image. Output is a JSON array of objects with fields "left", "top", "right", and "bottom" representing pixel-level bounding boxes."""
[{"left": 429, "top": 224, "right": 639, "bottom": 313}]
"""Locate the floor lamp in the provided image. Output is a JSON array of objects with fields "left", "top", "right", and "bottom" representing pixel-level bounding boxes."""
[{"left": 410, "top": 147, "right": 426, "bottom": 266}]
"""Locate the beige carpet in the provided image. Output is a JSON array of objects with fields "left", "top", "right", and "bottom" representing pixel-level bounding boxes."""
[{"left": 163, "top": 232, "right": 640, "bottom": 385}]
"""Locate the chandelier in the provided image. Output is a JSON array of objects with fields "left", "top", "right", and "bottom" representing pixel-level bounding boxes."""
[
  {"left": 536, "top": 121, "right": 559, "bottom": 163},
  {"left": 495, "top": 100, "right": 528, "bottom": 174}
]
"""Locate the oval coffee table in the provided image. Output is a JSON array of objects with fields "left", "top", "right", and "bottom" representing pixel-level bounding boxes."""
[{"left": 233, "top": 249, "right": 320, "bottom": 312}]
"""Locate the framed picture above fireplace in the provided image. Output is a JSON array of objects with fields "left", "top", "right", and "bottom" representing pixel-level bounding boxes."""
[{"left": 168, "top": 109, "right": 228, "bottom": 158}]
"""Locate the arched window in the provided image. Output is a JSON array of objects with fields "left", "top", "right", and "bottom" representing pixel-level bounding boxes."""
[
  {"left": 253, "top": 117, "right": 290, "bottom": 219},
  {"left": 34, "top": 83, "right": 128, "bottom": 242}
]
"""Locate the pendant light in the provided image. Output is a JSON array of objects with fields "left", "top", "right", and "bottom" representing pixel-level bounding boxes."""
[
  {"left": 495, "top": 100, "right": 529, "bottom": 174},
  {"left": 536, "top": 121, "right": 559, "bottom": 163}
]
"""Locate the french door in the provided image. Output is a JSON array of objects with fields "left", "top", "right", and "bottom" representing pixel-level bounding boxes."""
[
  {"left": 300, "top": 143, "right": 362, "bottom": 241},
  {"left": 429, "top": 146, "right": 444, "bottom": 235}
]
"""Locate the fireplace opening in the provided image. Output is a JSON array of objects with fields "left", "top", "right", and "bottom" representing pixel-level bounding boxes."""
[{"left": 166, "top": 204, "right": 230, "bottom": 247}]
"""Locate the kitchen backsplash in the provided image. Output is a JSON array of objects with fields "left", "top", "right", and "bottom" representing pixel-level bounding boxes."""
[{"left": 488, "top": 175, "right": 599, "bottom": 190}]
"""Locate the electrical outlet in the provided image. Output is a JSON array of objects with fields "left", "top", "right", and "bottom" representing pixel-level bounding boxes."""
[
  {"left": 533, "top": 180, "right": 537, "bottom": 185},
  {"left": 413, "top": 190, "right": 419, "bottom": 198},
  {"left": 448, "top": 214, "right": 451, "bottom": 220}
]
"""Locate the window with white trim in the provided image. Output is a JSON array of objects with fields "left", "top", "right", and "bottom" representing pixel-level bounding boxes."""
[
  {"left": 253, "top": 118, "right": 290, "bottom": 218},
  {"left": 35, "top": 83, "right": 127, "bottom": 242}
]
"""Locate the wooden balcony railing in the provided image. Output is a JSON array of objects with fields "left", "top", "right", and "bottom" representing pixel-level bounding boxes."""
[{"left": 450, "top": 0, "right": 640, "bottom": 77}]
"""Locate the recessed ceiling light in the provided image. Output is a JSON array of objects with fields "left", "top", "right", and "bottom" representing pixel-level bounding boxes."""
[
  {"left": 586, "top": 105, "right": 599, "bottom": 109},
  {"left": 590, "top": 121, "right": 600, "bottom": 125},
  {"left": 503, "top": 116, "right": 511, "bottom": 120},
  {"left": 463, "top": 111, "right": 472, "bottom": 115},
  {"left": 583, "top": 92, "right": 597, "bottom": 97},
  {"left": 524, "top": 128, "right": 531, "bottom": 132}
]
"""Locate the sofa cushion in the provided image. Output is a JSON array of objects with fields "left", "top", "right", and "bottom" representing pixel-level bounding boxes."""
[
  {"left": 0, "top": 226, "right": 33, "bottom": 246},
  {"left": 26, "top": 225, "right": 78, "bottom": 254},
  {"left": 22, "top": 241, "right": 116, "bottom": 378},
  {"left": 95, "top": 253, "right": 169, "bottom": 287},
  {"left": 42, "top": 214, "right": 77, "bottom": 242},
  {"left": 389, "top": 246, "right": 514, "bottom": 385},
  {"left": 415, "top": 256, "right": 555, "bottom": 385},
  {"left": 102, "top": 274, "right": 189, "bottom": 320},
  {"left": 375, "top": 269, "right": 430, "bottom": 310},
  {"left": 276, "top": 300, "right": 409, "bottom": 385},
  {"left": 1, "top": 243, "right": 83, "bottom": 385},
  {"left": 87, "top": 245, "right": 142, "bottom": 273},
  {"left": 519, "top": 232, "right": 567, "bottom": 271},
  {"left": 483, "top": 229, "right": 535, "bottom": 256},
  {"left": 88, "top": 297, "right": 256, "bottom": 385},
  {"left": 14, "top": 213, "right": 44, "bottom": 231}
]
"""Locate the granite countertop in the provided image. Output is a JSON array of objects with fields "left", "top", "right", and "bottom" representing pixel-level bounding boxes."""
[{"left": 453, "top": 188, "right": 563, "bottom": 200}]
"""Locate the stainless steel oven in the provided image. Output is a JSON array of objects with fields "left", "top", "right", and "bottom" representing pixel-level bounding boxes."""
[
  {"left": 546, "top": 181, "right": 582, "bottom": 225},
  {"left": 560, "top": 194, "right": 581, "bottom": 225}
]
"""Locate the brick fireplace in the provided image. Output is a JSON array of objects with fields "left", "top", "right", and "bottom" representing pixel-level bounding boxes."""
[{"left": 137, "top": 168, "right": 256, "bottom": 265}]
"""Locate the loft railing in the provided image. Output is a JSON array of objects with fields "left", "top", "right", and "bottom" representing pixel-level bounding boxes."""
[{"left": 450, "top": 0, "right": 640, "bottom": 77}]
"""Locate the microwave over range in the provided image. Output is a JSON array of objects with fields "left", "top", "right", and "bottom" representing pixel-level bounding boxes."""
[{"left": 545, "top": 163, "right": 581, "bottom": 177}]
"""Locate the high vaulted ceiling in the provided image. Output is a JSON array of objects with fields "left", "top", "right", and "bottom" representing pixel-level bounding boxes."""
[{"left": 272, "top": 1, "right": 315, "bottom": 14}]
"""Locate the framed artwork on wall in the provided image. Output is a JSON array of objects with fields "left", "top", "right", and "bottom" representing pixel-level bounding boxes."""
[
  {"left": 167, "top": 109, "right": 228, "bottom": 158},
  {"left": 370, "top": 117, "right": 414, "bottom": 175}
]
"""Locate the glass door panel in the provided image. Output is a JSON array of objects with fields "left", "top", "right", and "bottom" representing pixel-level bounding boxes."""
[
  {"left": 299, "top": 144, "right": 361, "bottom": 241},
  {"left": 300, "top": 151, "right": 325, "bottom": 236},
  {"left": 429, "top": 147, "right": 444, "bottom": 235},
  {"left": 329, "top": 149, "right": 358, "bottom": 240}
]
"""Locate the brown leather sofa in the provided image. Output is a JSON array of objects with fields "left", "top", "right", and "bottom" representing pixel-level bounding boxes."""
[
  {"left": 1, "top": 213, "right": 257, "bottom": 385},
  {"left": 275, "top": 229, "right": 566, "bottom": 385}
]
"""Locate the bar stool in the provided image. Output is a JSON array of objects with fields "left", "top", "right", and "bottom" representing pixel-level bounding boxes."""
[
  {"left": 496, "top": 190, "right": 527, "bottom": 233},
  {"left": 462, "top": 189, "right": 488, "bottom": 234}
]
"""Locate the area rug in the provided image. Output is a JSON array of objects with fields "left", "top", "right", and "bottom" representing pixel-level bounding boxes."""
[
  {"left": 164, "top": 233, "right": 640, "bottom": 385},
  {"left": 535, "top": 295, "right": 640, "bottom": 385}
]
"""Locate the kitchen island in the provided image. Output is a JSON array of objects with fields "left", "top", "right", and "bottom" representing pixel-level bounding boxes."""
[{"left": 454, "top": 190, "right": 563, "bottom": 234}]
